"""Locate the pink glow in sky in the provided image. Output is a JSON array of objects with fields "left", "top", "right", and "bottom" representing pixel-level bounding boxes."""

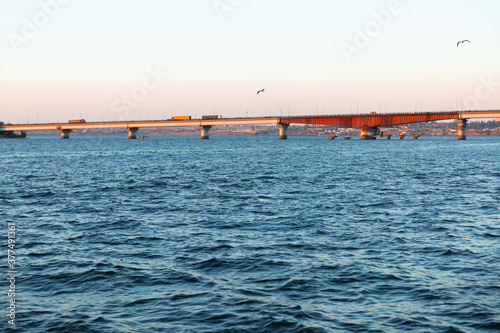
[{"left": 1, "top": 0, "right": 499, "bottom": 123}]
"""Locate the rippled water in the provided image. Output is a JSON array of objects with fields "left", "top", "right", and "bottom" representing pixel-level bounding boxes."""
[{"left": 1, "top": 136, "right": 500, "bottom": 332}]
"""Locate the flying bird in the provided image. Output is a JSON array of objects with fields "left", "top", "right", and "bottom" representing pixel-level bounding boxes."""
[
  {"left": 257, "top": 89, "right": 265, "bottom": 95},
  {"left": 457, "top": 40, "right": 470, "bottom": 47}
]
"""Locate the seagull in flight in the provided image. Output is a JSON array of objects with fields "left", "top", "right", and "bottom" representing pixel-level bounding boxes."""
[
  {"left": 457, "top": 40, "right": 470, "bottom": 47},
  {"left": 257, "top": 89, "right": 265, "bottom": 95}
]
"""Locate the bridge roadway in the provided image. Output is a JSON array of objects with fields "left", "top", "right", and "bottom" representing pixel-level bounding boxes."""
[{"left": 1, "top": 110, "right": 499, "bottom": 140}]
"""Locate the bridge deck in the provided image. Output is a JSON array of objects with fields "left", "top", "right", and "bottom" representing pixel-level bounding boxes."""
[
  {"left": 0, "top": 118, "right": 281, "bottom": 131},
  {"left": 1, "top": 110, "right": 499, "bottom": 132}
]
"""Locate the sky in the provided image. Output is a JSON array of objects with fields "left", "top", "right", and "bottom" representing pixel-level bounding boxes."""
[{"left": 1, "top": 0, "right": 500, "bottom": 123}]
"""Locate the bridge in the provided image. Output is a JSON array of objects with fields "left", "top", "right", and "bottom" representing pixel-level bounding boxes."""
[{"left": 1, "top": 110, "right": 499, "bottom": 140}]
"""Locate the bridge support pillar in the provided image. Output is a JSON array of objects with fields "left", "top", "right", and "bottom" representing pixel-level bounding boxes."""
[
  {"left": 385, "top": 135, "right": 392, "bottom": 139},
  {"left": 126, "top": 127, "right": 139, "bottom": 139},
  {"left": 359, "top": 126, "right": 378, "bottom": 140},
  {"left": 199, "top": 125, "right": 211, "bottom": 139},
  {"left": 456, "top": 119, "right": 467, "bottom": 140},
  {"left": 277, "top": 123, "right": 289, "bottom": 140},
  {"left": 58, "top": 128, "right": 72, "bottom": 139}
]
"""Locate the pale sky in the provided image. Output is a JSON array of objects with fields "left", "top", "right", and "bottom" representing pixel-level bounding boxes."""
[{"left": 1, "top": 0, "right": 499, "bottom": 123}]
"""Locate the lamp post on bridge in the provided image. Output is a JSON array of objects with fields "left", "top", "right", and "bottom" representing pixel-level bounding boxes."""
[
  {"left": 379, "top": 101, "right": 386, "bottom": 113},
  {"left": 351, "top": 102, "right": 359, "bottom": 114},
  {"left": 415, "top": 100, "right": 422, "bottom": 112},
  {"left": 350, "top": 102, "right": 358, "bottom": 114}
]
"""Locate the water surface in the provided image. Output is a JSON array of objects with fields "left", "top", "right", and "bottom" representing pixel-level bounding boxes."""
[{"left": 1, "top": 136, "right": 499, "bottom": 332}]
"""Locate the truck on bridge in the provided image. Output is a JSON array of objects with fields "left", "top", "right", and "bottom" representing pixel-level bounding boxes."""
[{"left": 202, "top": 115, "right": 222, "bottom": 120}]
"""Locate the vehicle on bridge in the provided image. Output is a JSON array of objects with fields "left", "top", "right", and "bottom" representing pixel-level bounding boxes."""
[
  {"left": 201, "top": 115, "right": 222, "bottom": 120},
  {"left": 171, "top": 116, "right": 191, "bottom": 120},
  {"left": 68, "top": 119, "right": 86, "bottom": 123}
]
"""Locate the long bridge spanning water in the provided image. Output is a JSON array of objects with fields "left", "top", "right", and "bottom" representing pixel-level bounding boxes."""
[{"left": 1, "top": 110, "right": 499, "bottom": 140}]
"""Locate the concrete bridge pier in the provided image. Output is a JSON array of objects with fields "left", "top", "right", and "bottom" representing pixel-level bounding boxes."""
[
  {"left": 385, "top": 134, "right": 392, "bottom": 139},
  {"left": 58, "top": 128, "right": 72, "bottom": 139},
  {"left": 277, "top": 123, "right": 289, "bottom": 140},
  {"left": 359, "top": 126, "right": 378, "bottom": 140},
  {"left": 126, "top": 127, "right": 139, "bottom": 139},
  {"left": 199, "top": 125, "right": 212, "bottom": 139},
  {"left": 457, "top": 119, "right": 467, "bottom": 140}
]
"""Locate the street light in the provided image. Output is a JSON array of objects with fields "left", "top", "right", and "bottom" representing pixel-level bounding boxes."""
[
  {"left": 379, "top": 101, "right": 386, "bottom": 113},
  {"left": 415, "top": 100, "right": 423, "bottom": 112}
]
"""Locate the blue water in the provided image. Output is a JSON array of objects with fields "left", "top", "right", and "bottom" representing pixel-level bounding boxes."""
[{"left": 1, "top": 136, "right": 500, "bottom": 332}]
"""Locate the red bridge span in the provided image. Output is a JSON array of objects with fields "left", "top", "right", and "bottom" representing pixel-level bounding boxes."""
[
  {"left": 279, "top": 111, "right": 470, "bottom": 140},
  {"left": 281, "top": 112, "right": 459, "bottom": 127}
]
